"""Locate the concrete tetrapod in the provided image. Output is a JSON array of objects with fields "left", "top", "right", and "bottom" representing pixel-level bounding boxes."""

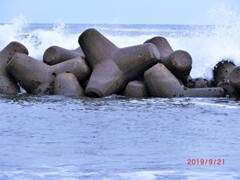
[
  {"left": 78, "top": 28, "right": 118, "bottom": 69},
  {"left": 43, "top": 45, "right": 85, "bottom": 65},
  {"left": 0, "top": 41, "right": 28, "bottom": 94},
  {"left": 230, "top": 67, "right": 240, "bottom": 93},
  {"left": 187, "top": 78, "right": 210, "bottom": 88},
  {"left": 144, "top": 63, "right": 225, "bottom": 98},
  {"left": 144, "top": 36, "right": 173, "bottom": 58},
  {"left": 160, "top": 50, "right": 192, "bottom": 85},
  {"left": 123, "top": 80, "right": 148, "bottom": 98},
  {"left": 79, "top": 28, "right": 160, "bottom": 76},
  {"left": 78, "top": 28, "right": 160, "bottom": 97},
  {"left": 111, "top": 43, "right": 160, "bottom": 81},
  {"left": 213, "top": 60, "right": 237, "bottom": 96},
  {"left": 51, "top": 57, "right": 91, "bottom": 82},
  {"left": 86, "top": 59, "right": 126, "bottom": 97},
  {"left": 217, "top": 79, "right": 237, "bottom": 97},
  {"left": 213, "top": 60, "right": 236, "bottom": 86},
  {"left": 145, "top": 37, "right": 191, "bottom": 85},
  {"left": 7, "top": 53, "right": 90, "bottom": 95},
  {"left": 85, "top": 43, "right": 159, "bottom": 98},
  {"left": 7, "top": 53, "right": 54, "bottom": 95},
  {"left": 54, "top": 73, "right": 84, "bottom": 97}
]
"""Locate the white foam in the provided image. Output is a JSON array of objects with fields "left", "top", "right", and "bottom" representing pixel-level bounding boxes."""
[
  {"left": 0, "top": 166, "right": 97, "bottom": 179},
  {"left": 0, "top": 18, "right": 79, "bottom": 60},
  {"left": 0, "top": 16, "right": 27, "bottom": 47},
  {"left": 184, "top": 171, "right": 239, "bottom": 180},
  {"left": 1, "top": 5, "right": 240, "bottom": 78},
  {"left": 197, "top": 102, "right": 238, "bottom": 109},
  {"left": 118, "top": 170, "right": 239, "bottom": 180},
  {"left": 191, "top": 100, "right": 239, "bottom": 109},
  {"left": 169, "top": 24, "right": 240, "bottom": 78},
  {"left": 119, "top": 170, "right": 175, "bottom": 180},
  {"left": 0, "top": 168, "right": 239, "bottom": 180}
]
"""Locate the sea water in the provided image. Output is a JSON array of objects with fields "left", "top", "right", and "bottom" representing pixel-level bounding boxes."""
[{"left": 0, "top": 17, "right": 240, "bottom": 179}]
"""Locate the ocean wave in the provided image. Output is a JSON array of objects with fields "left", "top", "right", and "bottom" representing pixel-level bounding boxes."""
[
  {"left": 0, "top": 168, "right": 238, "bottom": 180},
  {"left": 1, "top": 8, "right": 240, "bottom": 79}
]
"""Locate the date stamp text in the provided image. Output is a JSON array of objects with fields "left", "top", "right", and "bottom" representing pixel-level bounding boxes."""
[{"left": 187, "top": 159, "right": 225, "bottom": 165}]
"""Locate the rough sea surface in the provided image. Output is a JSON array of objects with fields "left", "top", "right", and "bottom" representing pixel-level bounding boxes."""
[
  {"left": 0, "top": 21, "right": 240, "bottom": 179},
  {"left": 0, "top": 94, "right": 240, "bottom": 179}
]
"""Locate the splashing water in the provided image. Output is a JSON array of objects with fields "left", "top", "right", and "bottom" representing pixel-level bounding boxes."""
[
  {"left": 0, "top": 5, "right": 240, "bottom": 79},
  {"left": 0, "top": 19, "right": 79, "bottom": 59},
  {"left": 169, "top": 4, "right": 240, "bottom": 78},
  {"left": 169, "top": 24, "right": 240, "bottom": 78}
]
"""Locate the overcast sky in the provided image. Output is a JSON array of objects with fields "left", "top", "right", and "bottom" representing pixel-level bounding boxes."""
[{"left": 1, "top": 0, "right": 239, "bottom": 24}]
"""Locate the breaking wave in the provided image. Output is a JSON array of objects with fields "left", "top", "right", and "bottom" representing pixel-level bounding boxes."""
[{"left": 0, "top": 4, "right": 240, "bottom": 79}]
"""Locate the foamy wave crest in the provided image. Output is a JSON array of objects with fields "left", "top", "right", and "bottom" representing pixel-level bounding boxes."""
[
  {"left": 106, "top": 23, "right": 240, "bottom": 79},
  {"left": 118, "top": 170, "right": 239, "bottom": 180},
  {"left": 168, "top": 4, "right": 240, "bottom": 78},
  {"left": 1, "top": 5, "right": 240, "bottom": 79},
  {"left": 23, "top": 25, "right": 79, "bottom": 59},
  {"left": 168, "top": 24, "right": 240, "bottom": 78},
  {"left": 0, "top": 16, "right": 27, "bottom": 48},
  {"left": 0, "top": 17, "right": 79, "bottom": 60},
  {"left": 1, "top": 168, "right": 238, "bottom": 180}
]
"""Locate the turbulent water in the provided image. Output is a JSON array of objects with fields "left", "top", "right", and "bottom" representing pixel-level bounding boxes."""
[
  {"left": 1, "top": 16, "right": 240, "bottom": 179},
  {"left": 0, "top": 95, "right": 240, "bottom": 180},
  {"left": 1, "top": 19, "right": 240, "bottom": 78}
]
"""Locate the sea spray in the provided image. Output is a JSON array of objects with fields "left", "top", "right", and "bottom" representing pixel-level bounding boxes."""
[
  {"left": 1, "top": 6, "right": 240, "bottom": 79},
  {"left": 169, "top": 24, "right": 240, "bottom": 79},
  {"left": 168, "top": 4, "right": 240, "bottom": 78},
  {"left": 0, "top": 16, "right": 27, "bottom": 47},
  {"left": 0, "top": 18, "right": 79, "bottom": 59}
]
